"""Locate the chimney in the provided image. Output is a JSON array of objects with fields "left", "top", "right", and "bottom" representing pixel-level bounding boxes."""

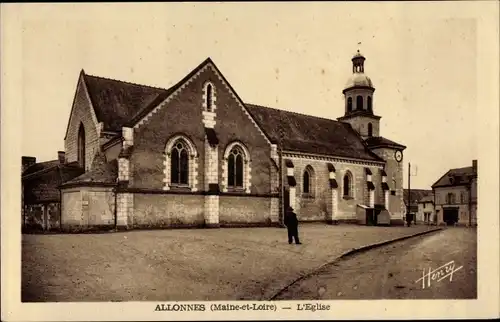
[
  {"left": 472, "top": 159, "right": 477, "bottom": 173},
  {"left": 22, "top": 156, "right": 36, "bottom": 172},
  {"left": 58, "top": 151, "right": 66, "bottom": 164}
]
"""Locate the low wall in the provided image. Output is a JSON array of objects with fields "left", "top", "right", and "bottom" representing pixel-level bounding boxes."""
[
  {"left": 61, "top": 187, "right": 115, "bottom": 231},
  {"left": 219, "top": 195, "right": 272, "bottom": 226},
  {"left": 133, "top": 193, "right": 205, "bottom": 228}
]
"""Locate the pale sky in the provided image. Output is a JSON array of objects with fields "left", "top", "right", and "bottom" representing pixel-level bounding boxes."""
[{"left": 13, "top": 3, "right": 484, "bottom": 189}]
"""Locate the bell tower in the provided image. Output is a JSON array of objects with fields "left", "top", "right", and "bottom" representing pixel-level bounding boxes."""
[{"left": 337, "top": 50, "right": 381, "bottom": 139}]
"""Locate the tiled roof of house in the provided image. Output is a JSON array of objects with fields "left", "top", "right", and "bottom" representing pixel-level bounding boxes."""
[
  {"left": 246, "top": 104, "right": 384, "bottom": 161},
  {"left": 22, "top": 160, "right": 60, "bottom": 177},
  {"left": 403, "top": 189, "right": 433, "bottom": 206},
  {"left": 419, "top": 195, "right": 434, "bottom": 203},
  {"left": 22, "top": 162, "right": 84, "bottom": 203},
  {"left": 432, "top": 166, "right": 476, "bottom": 188},
  {"left": 364, "top": 136, "right": 406, "bottom": 150}
]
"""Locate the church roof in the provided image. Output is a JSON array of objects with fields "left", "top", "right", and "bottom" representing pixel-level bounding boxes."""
[
  {"left": 83, "top": 74, "right": 171, "bottom": 132},
  {"left": 246, "top": 104, "right": 384, "bottom": 161},
  {"left": 364, "top": 136, "right": 406, "bottom": 150},
  {"left": 79, "top": 58, "right": 386, "bottom": 162}
]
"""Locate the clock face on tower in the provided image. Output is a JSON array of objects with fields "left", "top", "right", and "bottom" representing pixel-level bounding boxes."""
[{"left": 394, "top": 150, "right": 403, "bottom": 163}]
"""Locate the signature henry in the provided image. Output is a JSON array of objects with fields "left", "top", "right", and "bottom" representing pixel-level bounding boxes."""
[{"left": 415, "top": 260, "right": 463, "bottom": 289}]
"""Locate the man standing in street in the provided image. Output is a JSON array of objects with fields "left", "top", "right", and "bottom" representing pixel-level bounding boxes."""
[{"left": 284, "top": 206, "right": 301, "bottom": 244}]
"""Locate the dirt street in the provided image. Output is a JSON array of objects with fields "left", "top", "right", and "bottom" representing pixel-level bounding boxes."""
[{"left": 275, "top": 227, "right": 477, "bottom": 300}]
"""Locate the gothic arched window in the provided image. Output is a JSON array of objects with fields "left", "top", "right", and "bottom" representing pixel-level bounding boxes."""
[
  {"left": 170, "top": 141, "right": 189, "bottom": 185},
  {"left": 347, "top": 97, "right": 353, "bottom": 112},
  {"left": 368, "top": 123, "right": 373, "bottom": 137},
  {"left": 343, "top": 171, "right": 353, "bottom": 197},
  {"left": 78, "top": 123, "right": 86, "bottom": 169},
  {"left": 367, "top": 96, "right": 372, "bottom": 111},
  {"left": 356, "top": 95, "right": 363, "bottom": 110},
  {"left": 206, "top": 84, "right": 213, "bottom": 112},
  {"left": 228, "top": 146, "right": 244, "bottom": 188},
  {"left": 302, "top": 165, "right": 315, "bottom": 196}
]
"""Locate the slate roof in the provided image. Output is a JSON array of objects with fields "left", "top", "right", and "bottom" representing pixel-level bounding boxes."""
[
  {"left": 432, "top": 166, "right": 476, "bottom": 188},
  {"left": 419, "top": 195, "right": 434, "bottom": 203},
  {"left": 364, "top": 136, "right": 406, "bottom": 150},
  {"left": 403, "top": 189, "right": 433, "bottom": 207},
  {"left": 83, "top": 74, "right": 170, "bottom": 132},
  {"left": 22, "top": 160, "right": 60, "bottom": 177},
  {"left": 62, "top": 153, "right": 117, "bottom": 186},
  {"left": 246, "top": 104, "right": 384, "bottom": 161},
  {"left": 78, "top": 58, "right": 388, "bottom": 162},
  {"left": 22, "top": 162, "right": 84, "bottom": 203}
]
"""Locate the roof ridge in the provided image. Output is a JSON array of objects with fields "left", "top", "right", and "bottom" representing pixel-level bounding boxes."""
[
  {"left": 246, "top": 102, "right": 338, "bottom": 123},
  {"left": 84, "top": 73, "right": 169, "bottom": 92}
]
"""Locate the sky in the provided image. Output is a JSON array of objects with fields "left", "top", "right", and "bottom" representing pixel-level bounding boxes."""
[{"left": 12, "top": 2, "right": 485, "bottom": 189}]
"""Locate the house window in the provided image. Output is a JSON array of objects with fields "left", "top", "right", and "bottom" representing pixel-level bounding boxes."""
[
  {"left": 461, "top": 192, "right": 466, "bottom": 204},
  {"left": 367, "top": 96, "right": 372, "bottom": 111},
  {"left": 164, "top": 135, "right": 198, "bottom": 191},
  {"left": 356, "top": 95, "right": 363, "bottom": 110},
  {"left": 302, "top": 165, "right": 315, "bottom": 197},
  {"left": 228, "top": 146, "right": 244, "bottom": 188},
  {"left": 78, "top": 123, "right": 86, "bottom": 170},
  {"left": 446, "top": 192, "right": 455, "bottom": 204},
  {"left": 170, "top": 141, "right": 189, "bottom": 185},
  {"left": 343, "top": 171, "right": 353, "bottom": 198},
  {"left": 347, "top": 97, "right": 353, "bottom": 112},
  {"left": 368, "top": 123, "right": 373, "bottom": 137}
]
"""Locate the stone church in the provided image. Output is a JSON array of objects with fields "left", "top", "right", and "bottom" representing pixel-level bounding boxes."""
[{"left": 34, "top": 50, "right": 406, "bottom": 230}]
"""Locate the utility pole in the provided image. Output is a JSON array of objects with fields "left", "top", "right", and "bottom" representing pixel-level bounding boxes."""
[{"left": 407, "top": 162, "right": 411, "bottom": 226}]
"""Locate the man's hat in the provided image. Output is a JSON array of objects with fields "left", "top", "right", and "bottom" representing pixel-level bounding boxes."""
[{"left": 287, "top": 206, "right": 294, "bottom": 211}]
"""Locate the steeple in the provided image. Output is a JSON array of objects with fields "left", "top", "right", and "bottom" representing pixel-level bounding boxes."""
[
  {"left": 352, "top": 50, "right": 366, "bottom": 73},
  {"left": 338, "top": 50, "right": 381, "bottom": 139}
]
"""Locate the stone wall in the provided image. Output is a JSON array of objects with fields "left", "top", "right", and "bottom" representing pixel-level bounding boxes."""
[
  {"left": 61, "top": 187, "right": 115, "bottom": 230},
  {"left": 64, "top": 75, "right": 100, "bottom": 171},
  {"left": 219, "top": 195, "right": 272, "bottom": 226},
  {"left": 133, "top": 193, "right": 205, "bottom": 228}
]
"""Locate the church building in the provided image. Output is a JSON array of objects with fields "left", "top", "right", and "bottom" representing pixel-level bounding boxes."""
[{"left": 50, "top": 51, "right": 407, "bottom": 230}]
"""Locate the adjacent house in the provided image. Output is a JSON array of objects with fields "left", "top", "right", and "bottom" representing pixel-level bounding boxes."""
[
  {"left": 23, "top": 52, "right": 407, "bottom": 231},
  {"left": 417, "top": 195, "right": 435, "bottom": 224},
  {"left": 403, "top": 189, "right": 433, "bottom": 222},
  {"left": 432, "top": 160, "right": 478, "bottom": 226}
]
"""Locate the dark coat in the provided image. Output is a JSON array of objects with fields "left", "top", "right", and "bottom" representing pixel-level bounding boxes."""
[{"left": 284, "top": 210, "right": 298, "bottom": 228}]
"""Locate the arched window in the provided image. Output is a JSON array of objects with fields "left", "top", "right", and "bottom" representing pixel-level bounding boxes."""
[
  {"left": 223, "top": 142, "right": 251, "bottom": 193},
  {"left": 170, "top": 141, "right": 189, "bottom": 185},
  {"left": 303, "top": 166, "right": 315, "bottom": 196},
  {"left": 356, "top": 95, "right": 363, "bottom": 110},
  {"left": 228, "top": 146, "right": 244, "bottom": 188},
  {"left": 368, "top": 123, "right": 373, "bottom": 137},
  {"left": 343, "top": 171, "right": 353, "bottom": 197},
  {"left": 206, "top": 84, "right": 213, "bottom": 112},
  {"left": 347, "top": 97, "right": 353, "bottom": 112},
  {"left": 367, "top": 96, "right": 372, "bottom": 111},
  {"left": 78, "top": 123, "right": 86, "bottom": 169},
  {"left": 164, "top": 135, "right": 198, "bottom": 191}
]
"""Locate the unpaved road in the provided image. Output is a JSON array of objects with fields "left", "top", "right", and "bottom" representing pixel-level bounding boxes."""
[{"left": 275, "top": 227, "right": 477, "bottom": 300}]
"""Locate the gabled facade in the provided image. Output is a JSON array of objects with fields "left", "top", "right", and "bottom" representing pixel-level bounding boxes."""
[
  {"left": 52, "top": 53, "right": 406, "bottom": 231},
  {"left": 432, "top": 160, "right": 478, "bottom": 226}
]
